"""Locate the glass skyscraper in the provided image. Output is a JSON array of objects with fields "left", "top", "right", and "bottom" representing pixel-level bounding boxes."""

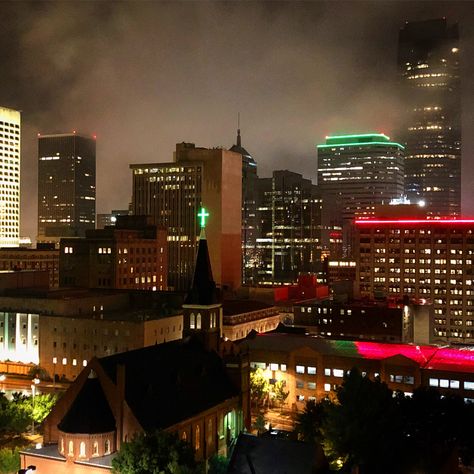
[{"left": 398, "top": 19, "right": 461, "bottom": 216}]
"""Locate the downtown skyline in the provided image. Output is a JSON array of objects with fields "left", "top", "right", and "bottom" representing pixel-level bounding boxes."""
[{"left": 0, "top": 1, "right": 473, "bottom": 240}]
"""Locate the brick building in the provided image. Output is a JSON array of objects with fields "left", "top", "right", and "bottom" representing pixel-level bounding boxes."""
[
  {"left": 20, "top": 223, "right": 250, "bottom": 473},
  {"left": 0, "top": 244, "right": 59, "bottom": 288},
  {"left": 60, "top": 215, "right": 167, "bottom": 291}
]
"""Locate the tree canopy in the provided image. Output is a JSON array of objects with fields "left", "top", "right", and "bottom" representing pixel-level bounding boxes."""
[
  {"left": 112, "top": 430, "right": 199, "bottom": 474},
  {"left": 294, "top": 368, "right": 474, "bottom": 474}
]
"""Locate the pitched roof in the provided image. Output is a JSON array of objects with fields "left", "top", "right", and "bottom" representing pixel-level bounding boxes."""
[
  {"left": 184, "top": 235, "right": 219, "bottom": 306},
  {"left": 97, "top": 337, "right": 238, "bottom": 430},
  {"left": 58, "top": 376, "right": 116, "bottom": 434}
]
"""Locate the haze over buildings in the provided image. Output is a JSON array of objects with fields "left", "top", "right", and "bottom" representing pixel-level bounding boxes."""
[
  {"left": 0, "top": 2, "right": 473, "bottom": 240},
  {"left": 398, "top": 18, "right": 461, "bottom": 216}
]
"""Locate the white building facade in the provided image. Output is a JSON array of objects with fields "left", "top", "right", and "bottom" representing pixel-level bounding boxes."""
[{"left": 0, "top": 107, "right": 20, "bottom": 247}]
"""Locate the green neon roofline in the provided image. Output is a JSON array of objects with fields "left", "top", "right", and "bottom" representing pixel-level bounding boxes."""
[
  {"left": 325, "top": 133, "right": 390, "bottom": 140},
  {"left": 317, "top": 141, "right": 405, "bottom": 150}
]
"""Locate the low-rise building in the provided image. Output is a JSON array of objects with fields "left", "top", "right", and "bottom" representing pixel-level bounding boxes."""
[
  {"left": 0, "top": 289, "right": 184, "bottom": 380},
  {"left": 222, "top": 300, "right": 281, "bottom": 341},
  {"left": 0, "top": 244, "right": 59, "bottom": 288},
  {"left": 21, "top": 340, "right": 244, "bottom": 472},
  {"left": 241, "top": 333, "right": 474, "bottom": 414},
  {"left": 293, "top": 298, "right": 432, "bottom": 344}
]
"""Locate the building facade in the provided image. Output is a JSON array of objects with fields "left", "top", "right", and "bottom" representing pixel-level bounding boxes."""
[
  {"left": 356, "top": 217, "right": 474, "bottom": 344},
  {"left": 22, "top": 340, "right": 244, "bottom": 472},
  {"left": 0, "top": 245, "right": 59, "bottom": 288},
  {"left": 229, "top": 129, "right": 259, "bottom": 286},
  {"left": 243, "top": 333, "right": 474, "bottom": 413},
  {"left": 293, "top": 298, "right": 434, "bottom": 344},
  {"left": 256, "top": 170, "right": 322, "bottom": 285},
  {"left": 38, "top": 133, "right": 96, "bottom": 244},
  {"left": 317, "top": 133, "right": 405, "bottom": 222},
  {"left": 130, "top": 142, "right": 242, "bottom": 291},
  {"left": 398, "top": 19, "right": 461, "bottom": 216},
  {"left": 0, "top": 106, "right": 20, "bottom": 247},
  {"left": 59, "top": 215, "right": 167, "bottom": 291}
]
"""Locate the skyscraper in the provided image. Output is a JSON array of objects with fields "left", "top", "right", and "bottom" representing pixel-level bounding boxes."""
[
  {"left": 229, "top": 128, "right": 259, "bottom": 285},
  {"left": 398, "top": 19, "right": 461, "bottom": 216},
  {"left": 317, "top": 133, "right": 405, "bottom": 222},
  {"left": 131, "top": 142, "right": 242, "bottom": 291},
  {"left": 256, "top": 170, "right": 322, "bottom": 284},
  {"left": 0, "top": 106, "right": 20, "bottom": 247},
  {"left": 37, "top": 133, "right": 96, "bottom": 244}
]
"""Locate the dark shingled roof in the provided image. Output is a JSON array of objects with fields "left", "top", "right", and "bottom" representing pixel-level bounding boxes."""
[
  {"left": 97, "top": 337, "right": 238, "bottom": 431},
  {"left": 185, "top": 235, "right": 219, "bottom": 305},
  {"left": 58, "top": 377, "right": 116, "bottom": 434}
]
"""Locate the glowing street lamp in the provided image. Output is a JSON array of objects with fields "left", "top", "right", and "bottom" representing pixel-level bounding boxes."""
[{"left": 31, "top": 378, "right": 40, "bottom": 436}]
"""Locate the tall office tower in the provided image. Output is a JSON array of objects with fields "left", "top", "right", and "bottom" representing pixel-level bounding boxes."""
[
  {"left": 256, "top": 170, "right": 322, "bottom": 285},
  {"left": 317, "top": 133, "right": 405, "bottom": 221},
  {"left": 37, "top": 133, "right": 96, "bottom": 244},
  {"left": 229, "top": 128, "right": 259, "bottom": 285},
  {"left": 398, "top": 19, "right": 461, "bottom": 216},
  {"left": 317, "top": 133, "right": 405, "bottom": 256},
  {"left": 0, "top": 107, "right": 20, "bottom": 247},
  {"left": 131, "top": 142, "right": 242, "bottom": 291},
  {"left": 356, "top": 205, "right": 474, "bottom": 345}
]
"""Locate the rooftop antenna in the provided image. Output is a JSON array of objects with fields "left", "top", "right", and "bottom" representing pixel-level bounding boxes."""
[{"left": 237, "top": 112, "right": 241, "bottom": 147}]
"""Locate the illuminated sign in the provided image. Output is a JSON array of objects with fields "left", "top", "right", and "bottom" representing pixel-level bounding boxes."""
[
  {"left": 198, "top": 207, "right": 209, "bottom": 228},
  {"left": 355, "top": 219, "right": 474, "bottom": 225}
]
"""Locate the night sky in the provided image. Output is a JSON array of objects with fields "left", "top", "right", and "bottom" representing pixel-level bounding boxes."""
[{"left": 0, "top": 1, "right": 473, "bottom": 239}]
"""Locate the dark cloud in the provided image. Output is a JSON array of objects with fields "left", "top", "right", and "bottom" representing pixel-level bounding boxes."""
[{"left": 0, "top": 1, "right": 472, "bottom": 239}]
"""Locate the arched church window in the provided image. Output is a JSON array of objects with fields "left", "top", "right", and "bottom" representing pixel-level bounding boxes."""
[{"left": 196, "top": 313, "right": 202, "bottom": 329}]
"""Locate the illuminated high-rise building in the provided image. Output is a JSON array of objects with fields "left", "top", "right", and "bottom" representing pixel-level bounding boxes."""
[
  {"left": 0, "top": 106, "right": 20, "bottom": 247},
  {"left": 356, "top": 207, "right": 474, "bottom": 345},
  {"left": 229, "top": 128, "right": 259, "bottom": 285},
  {"left": 131, "top": 142, "right": 242, "bottom": 291},
  {"left": 37, "top": 133, "right": 96, "bottom": 244},
  {"left": 398, "top": 19, "right": 460, "bottom": 216},
  {"left": 256, "top": 170, "right": 322, "bottom": 284},
  {"left": 317, "top": 133, "right": 405, "bottom": 222}
]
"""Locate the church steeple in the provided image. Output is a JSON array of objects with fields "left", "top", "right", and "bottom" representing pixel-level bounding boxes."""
[{"left": 182, "top": 207, "right": 222, "bottom": 352}]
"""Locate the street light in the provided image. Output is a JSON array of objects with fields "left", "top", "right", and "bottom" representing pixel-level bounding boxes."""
[{"left": 31, "top": 378, "right": 40, "bottom": 436}]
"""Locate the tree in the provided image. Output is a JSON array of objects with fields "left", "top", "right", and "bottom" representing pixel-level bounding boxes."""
[
  {"left": 27, "top": 365, "right": 50, "bottom": 381},
  {"left": 271, "top": 380, "right": 289, "bottom": 411},
  {"left": 294, "top": 399, "right": 328, "bottom": 443},
  {"left": 30, "top": 393, "right": 58, "bottom": 424},
  {"left": 0, "top": 448, "right": 20, "bottom": 474},
  {"left": 0, "top": 393, "right": 30, "bottom": 435},
  {"left": 112, "top": 430, "right": 199, "bottom": 474},
  {"left": 252, "top": 413, "right": 266, "bottom": 436},
  {"left": 249, "top": 368, "right": 270, "bottom": 409},
  {"left": 400, "top": 387, "right": 474, "bottom": 473},
  {"left": 208, "top": 455, "right": 228, "bottom": 474},
  {"left": 321, "top": 369, "right": 403, "bottom": 473}
]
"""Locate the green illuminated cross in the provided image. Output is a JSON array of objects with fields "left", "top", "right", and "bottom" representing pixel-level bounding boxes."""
[{"left": 198, "top": 207, "right": 210, "bottom": 228}]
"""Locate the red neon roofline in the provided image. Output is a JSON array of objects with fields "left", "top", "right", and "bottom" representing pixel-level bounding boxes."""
[{"left": 355, "top": 219, "right": 474, "bottom": 225}]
